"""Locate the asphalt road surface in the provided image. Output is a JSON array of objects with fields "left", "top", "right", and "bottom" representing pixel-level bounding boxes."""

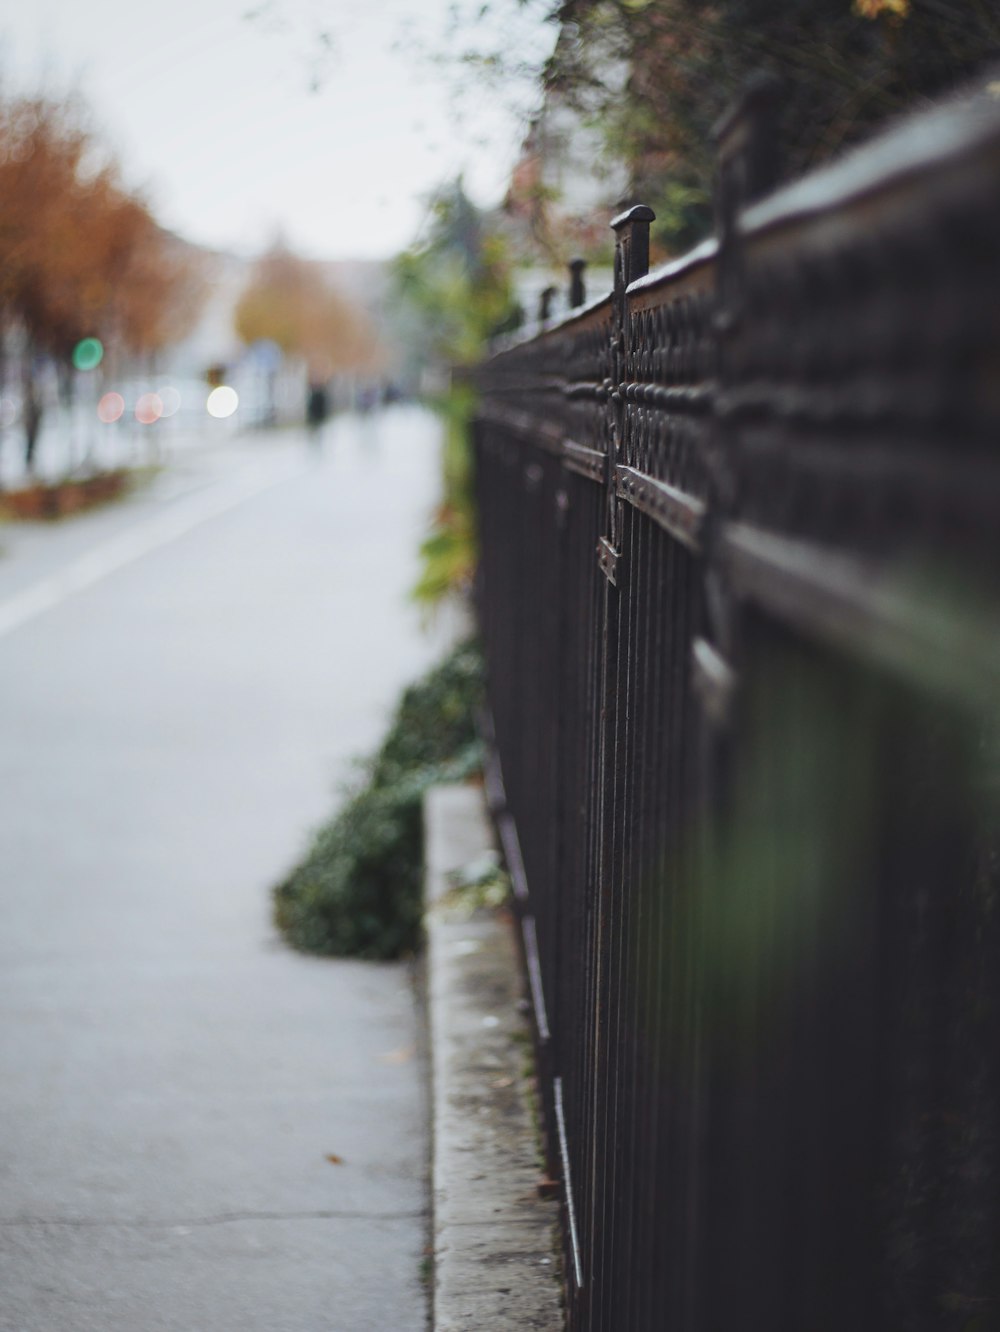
[{"left": 0, "top": 408, "right": 454, "bottom": 1331}]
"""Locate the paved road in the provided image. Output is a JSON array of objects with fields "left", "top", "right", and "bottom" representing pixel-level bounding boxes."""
[{"left": 0, "top": 409, "right": 452, "bottom": 1331}]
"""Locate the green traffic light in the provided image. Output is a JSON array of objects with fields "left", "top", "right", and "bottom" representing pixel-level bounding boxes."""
[{"left": 72, "top": 338, "right": 104, "bottom": 372}]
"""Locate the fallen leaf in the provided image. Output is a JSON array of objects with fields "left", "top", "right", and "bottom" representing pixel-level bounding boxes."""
[{"left": 379, "top": 1046, "right": 414, "bottom": 1065}]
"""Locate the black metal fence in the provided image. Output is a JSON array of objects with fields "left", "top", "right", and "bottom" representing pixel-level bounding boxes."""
[{"left": 473, "top": 75, "right": 1000, "bottom": 1332}]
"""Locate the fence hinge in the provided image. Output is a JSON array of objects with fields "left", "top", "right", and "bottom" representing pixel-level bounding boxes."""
[{"left": 597, "top": 537, "right": 620, "bottom": 585}]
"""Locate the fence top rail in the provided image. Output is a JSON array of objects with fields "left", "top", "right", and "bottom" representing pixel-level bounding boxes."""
[
  {"left": 625, "top": 235, "right": 719, "bottom": 302},
  {"left": 550, "top": 289, "right": 612, "bottom": 329},
  {"left": 487, "top": 291, "right": 613, "bottom": 363},
  {"left": 740, "top": 70, "right": 1000, "bottom": 241},
  {"left": 483, "top": 69, "right": 1000, "bottom": 372}
]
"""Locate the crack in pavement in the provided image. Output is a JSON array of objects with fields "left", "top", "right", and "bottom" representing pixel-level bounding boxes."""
[{"left": 0, "top": 1208, "right": 427, "bottom": 1230}]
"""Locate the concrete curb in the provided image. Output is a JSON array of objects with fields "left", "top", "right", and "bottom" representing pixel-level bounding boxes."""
[{"left": 424, "top": 784, "right": 563, "bottom": 1331}]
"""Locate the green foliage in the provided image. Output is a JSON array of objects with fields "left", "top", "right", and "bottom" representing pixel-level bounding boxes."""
[
  {"left": 391, "top": 179, "right": 521, "bottom": 608},
  {"left": 649, "top": 180, "right": 712, "bottom": 256},
  {"left": 438, "top": 383, "right": 477, "bottom": 501},
  {"left": 439, "top": 850, "right": 512, "bottom": 916},
  {"left": 391, "top": 179, "right": 520, "bottom": 367},
  {"left": 392, "top": 185, "right": 515, "bottom": 608},
  {"left": 557, "top": 0, "right": 1000, "bottom": 241},
  {"left": 412, "top": 508, "right": 477, "bottom": 607},
  {"left": 446, "top": 1, "right": 998, "bottom": 258},
  {"left": 371, "top": 638, "right": 484, "bottom": 783},
  {"left": 273, "top": 639, "right": 485, "bottom": 960},
  {"left": 412, "top": 385, "right": 478, "bottom": 608}
]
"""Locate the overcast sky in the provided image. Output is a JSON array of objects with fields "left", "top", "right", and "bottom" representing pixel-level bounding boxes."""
[{"left": 3, "top": 0, "right": 555, "bottom": 260}]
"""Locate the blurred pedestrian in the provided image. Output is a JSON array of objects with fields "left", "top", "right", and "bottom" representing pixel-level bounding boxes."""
[
  {"left": 306, "top": 380, "right": 329, "bottom": 438},
  {"left": 24, "top": 378, "right": 42, "bottom": 473}
]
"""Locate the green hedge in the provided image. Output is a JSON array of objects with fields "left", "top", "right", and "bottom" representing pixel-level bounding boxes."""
[{"left": 273, "top": 639, "right": 484, "bottom": 959}]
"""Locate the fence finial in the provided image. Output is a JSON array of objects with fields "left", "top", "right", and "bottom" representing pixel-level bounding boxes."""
[
  {"left": 569, "top": 258, "right": 587, "bottom": 309},
  {"left": 610, "top": 204, "right": 655, "bottom": 289}
]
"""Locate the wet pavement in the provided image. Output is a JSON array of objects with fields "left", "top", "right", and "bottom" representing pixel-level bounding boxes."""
[{"left": 0, "top": 409, "right": 449, "bottom": 1331}]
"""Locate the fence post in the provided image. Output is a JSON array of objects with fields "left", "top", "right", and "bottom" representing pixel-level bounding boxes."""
[
  {"left": 714, "top": 70, "right": 781, "bottom": 225},
  {"left": 713, "top": 71, "right": 780, "bottom": 375},
  {"left": 569, "top": 257, "right": 587, "bottom": 309},
  {"left": 611, "top": 204, "right": 655, "bottom": 288},
  {"left": 606, "top": 206, "right": 655, "bottom": 556},
  {"left": 701, "top": 77, "right": 782, "bottom": 677},
  {"left": 579, "top": 202, "right": 656, "bottom": 1327}
]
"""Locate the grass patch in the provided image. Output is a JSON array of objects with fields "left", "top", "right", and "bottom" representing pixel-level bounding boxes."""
[{"left": 273, "top": 638, "right": 485, "bottom": 960}]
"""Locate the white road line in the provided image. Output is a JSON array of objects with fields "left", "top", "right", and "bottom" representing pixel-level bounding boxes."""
[{"left": 0, "top": 460, "right": 305, "bottom": 641}]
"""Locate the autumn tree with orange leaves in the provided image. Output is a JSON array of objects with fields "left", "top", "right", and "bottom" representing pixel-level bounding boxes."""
[
  {"left": 0, "top": 89, "right": 205, "bottom": 461},
  {"left": 234, "top": 243, "right": 382, "bottom": 379}
]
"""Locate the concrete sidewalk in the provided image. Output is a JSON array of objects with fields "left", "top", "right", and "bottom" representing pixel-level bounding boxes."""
[{"left": 0, "top": 412, "right": 444, "bottom": 1331}]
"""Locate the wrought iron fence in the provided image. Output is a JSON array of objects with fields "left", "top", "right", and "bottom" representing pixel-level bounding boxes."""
[{"left": 473, "top": 74, "right": 1000, "bottom": 1332}]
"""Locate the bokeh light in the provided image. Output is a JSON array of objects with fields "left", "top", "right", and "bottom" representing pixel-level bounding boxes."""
[
  {"left": 135, "top": 392, "right": 163, "bottom": 425},
  {"left": 207, "top": 386, "right": 239, "bottom": 419},
  {"left": 72, "top": 337, "right": 104, "bottom": 372},
  {"left": 97, "top": 392, "right": 125, "bottom": 424},
  {"left": 158, "top": 386, "right": 181, "bottom": 418}
]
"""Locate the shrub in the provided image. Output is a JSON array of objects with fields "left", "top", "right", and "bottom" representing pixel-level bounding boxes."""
[{"left": 273, "top": 638, "right": 484, "bottom": 959}]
